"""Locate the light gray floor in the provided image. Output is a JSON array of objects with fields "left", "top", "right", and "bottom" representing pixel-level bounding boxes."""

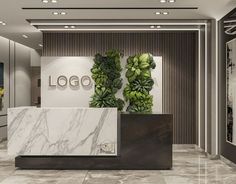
[{"left": 0, "top": 142, "right": 236, "bottom": 184}]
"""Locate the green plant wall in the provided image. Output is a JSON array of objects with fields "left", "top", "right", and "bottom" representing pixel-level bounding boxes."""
[
  {"left": 90, "top": 50, "right": 124, "bottom": 111},
  {"left": 123, "top": 53, "right": 156, "bottom": 113}
]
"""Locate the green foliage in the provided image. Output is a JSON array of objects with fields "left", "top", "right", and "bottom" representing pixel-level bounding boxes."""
[
  {"left": 125, "top": 53, "right": 156, "bottom": 83},
  {"left": 90, "top": 86, "right": 124, "bottom": 109},
  {"left": 90, "top": 50, "right": 124, "bottom": 111},
  {"left": 123, "top": 53, "right": 155, "bottom": 113}
]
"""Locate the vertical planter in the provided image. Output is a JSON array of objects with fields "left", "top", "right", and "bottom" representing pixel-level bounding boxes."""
[
  {"left": 90, "top": 50, "right": 124, "bottom": 111},
  {"left": 123, "top": 53, "right": 156, "bottom": 113}
]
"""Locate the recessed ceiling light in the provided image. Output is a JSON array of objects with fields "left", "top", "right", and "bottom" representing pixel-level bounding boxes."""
[
  {"left": 39, "top": 44, "right": 43, "bottom": 47},
  {"left": 155, "top": 12, "right": 161, "bottom": 15},
  {"left": 163, "top": 12, "right": 169, "bottom": 15},
  {"left": 52, "top": 12, "right": 59, "bottom": 15},
  {"left": 168, "top": 0, "right": 175, "bottom": 2},
  {"left": 156, "top": 25, "right": 161, "bottom": 29},
  {"left": 51, "top": 0, "right": 58, "bottom": 3},
  {"left": 42, "top": 0, "right": 49, "bottom": 3},
  {"left": 150, "top": 25, "right": 155, "bottom": 29},
  {"left": 22, "top": 35, "right": 28, "bottom": 39},
  {"left": 0, "top": 21, "right": 6, "bottom": 26},
  {"left": 70, "top": 26, "right": 75, "bottom": 29},
  {"left": 60, "top": 12, "right": 67, "bottom": 15},
  {"left": 64, "top": 26, "right": 69, "bottom": 29},
  {"left": 160, "top": 0, "right": 167, "bottom": 3}
]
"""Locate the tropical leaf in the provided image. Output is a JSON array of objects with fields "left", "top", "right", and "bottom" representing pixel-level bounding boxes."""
[
  {"left": 90, "top": 50, "right": 125, "bottom": 111},
  {"left": 123, "top": 53, "right": 155, "bottom": 113}
]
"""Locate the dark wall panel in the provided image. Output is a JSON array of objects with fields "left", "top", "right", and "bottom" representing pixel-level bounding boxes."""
[
  {"left": 219, "top": 8, "right": 236, "bottom": 163},
  {"left": 43, "top": 32, "right": 197, "bottom": 144}
]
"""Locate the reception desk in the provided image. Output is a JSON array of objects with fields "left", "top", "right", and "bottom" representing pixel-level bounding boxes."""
[
  {"left": 8, "top": 107, "right": 118, "bottom": 156},
  {"left": 8, "top": 107, "right": 173, "bottom": 170}
]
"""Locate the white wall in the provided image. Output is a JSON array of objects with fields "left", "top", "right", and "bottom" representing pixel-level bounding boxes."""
[
  {"left": 151, "top": 57, "right": 163, "bottom": 113},
  {"left": 0, "top": 37, "right": 32, "bottom": 140},
  {"left": 31, "top": 49, "right": 41, "bottom": 67},
  {"left": 0, "top": 37, "right": 10, "bottom": 140},
  {"left": 15, "top": 43, "right": 32, "bottom": 107},
  {"left": 41, "top": 56, "right": 162, "bottom": 112},
  {"left": 41, "top": 57, "right": 94, "bottom": 107}
]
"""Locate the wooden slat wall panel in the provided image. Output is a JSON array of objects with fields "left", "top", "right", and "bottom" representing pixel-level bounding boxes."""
[{"left": 43, "top": 32, "right": 197, "bottom": 144}]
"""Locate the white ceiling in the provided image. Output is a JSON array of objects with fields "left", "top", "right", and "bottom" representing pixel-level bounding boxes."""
[{"left": 0, "top": 0, "right": 235, "bottom": 49}]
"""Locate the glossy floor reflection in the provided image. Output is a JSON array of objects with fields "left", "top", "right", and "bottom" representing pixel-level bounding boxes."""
[{"left": 0, "top": 142, "right": 236, "bottom": 184}]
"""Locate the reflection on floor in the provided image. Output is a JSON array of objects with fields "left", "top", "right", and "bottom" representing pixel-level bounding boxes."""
[{"left": 0, "top": 142, "right": 236, "bottom": 184}]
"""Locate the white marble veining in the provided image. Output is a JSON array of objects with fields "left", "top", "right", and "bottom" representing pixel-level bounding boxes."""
[{"left": 8, "top": 107, "right": 117, "bottom": 156}]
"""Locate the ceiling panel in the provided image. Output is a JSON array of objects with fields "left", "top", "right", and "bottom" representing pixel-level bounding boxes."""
[{"left": 0, "top": 0, "right": 234, "bottom": 49}]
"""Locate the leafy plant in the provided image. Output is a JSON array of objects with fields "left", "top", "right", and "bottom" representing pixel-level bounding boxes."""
[
  {"left": 123, "top": 53, "right": 155, "bottom": 113},
  {"left": 90, "top": 50, "right": 124, "bottom": 111},
  {"left": 125, "top": 53, "right": 156, "bottom": 83}
]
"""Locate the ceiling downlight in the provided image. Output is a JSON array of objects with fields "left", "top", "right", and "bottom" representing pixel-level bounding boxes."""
[
  {"left": 160, "top": 0, "right": 167, "bottom": 3},
  {"left": 22, "top": 35, "right": 28, "bottom": 39},
  {"left": 160, "top": 0, "right": 176, "bottom": 3},
  {"left": 0, "top": 21, "right": 6, "bottom": 26},
  {"left": 53, "top": 11, "right": 67, "bottom": 15},
  {"left": 52, "top": 12, "right": 59, "bottom": 15},
  {"left": 155, "top": 11, "right": 169, "bottom": 15},
  {"left": 42, "top": 0, "right": 58, "bottom": 3}
]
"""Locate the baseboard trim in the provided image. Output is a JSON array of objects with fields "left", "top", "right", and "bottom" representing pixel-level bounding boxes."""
[
  {"left": 173, "top": 144, "right": 195, "bottom": 149},
  {"left": 220, "top": 155, "right": 236, "bottom": 167},
  {"left": 0, "top": 137, "right": 7, "bottom": 143}
]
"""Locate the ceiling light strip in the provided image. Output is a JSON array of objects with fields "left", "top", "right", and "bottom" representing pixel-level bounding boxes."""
[
  {"left": 205, "top": 24, "right": 208, "bottom": 153},
  {"left": 37, "top": 22, "right": 210, "bottom": 155},
  {"left": 38, "top": 28, "right": 200, "bottom": 31},
  {"left": 224, "top": 19, "right": 236, "bottom": 23},
  {"left": 198, "top": 29, "right": 201, "bottom": 147},
  {"left": 31, "top": 22, "right": 207, "bottom": 26},
  {"left": 215, "top": 21, "right": 219, "bottom": 155},
  {"left": 22, "top": 7, "right": 198, "bottom": 10}
]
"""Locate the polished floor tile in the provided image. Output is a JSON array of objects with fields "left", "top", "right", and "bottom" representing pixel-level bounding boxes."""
[
  {"left": 0, "top": 142, "right": 236, "bottom": 184},
  {"left": 0, "top": 170, "right": 87, "bottom": 184},
  {"left": 83, "top": 170, "right": 166, "bottom": 184}
]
